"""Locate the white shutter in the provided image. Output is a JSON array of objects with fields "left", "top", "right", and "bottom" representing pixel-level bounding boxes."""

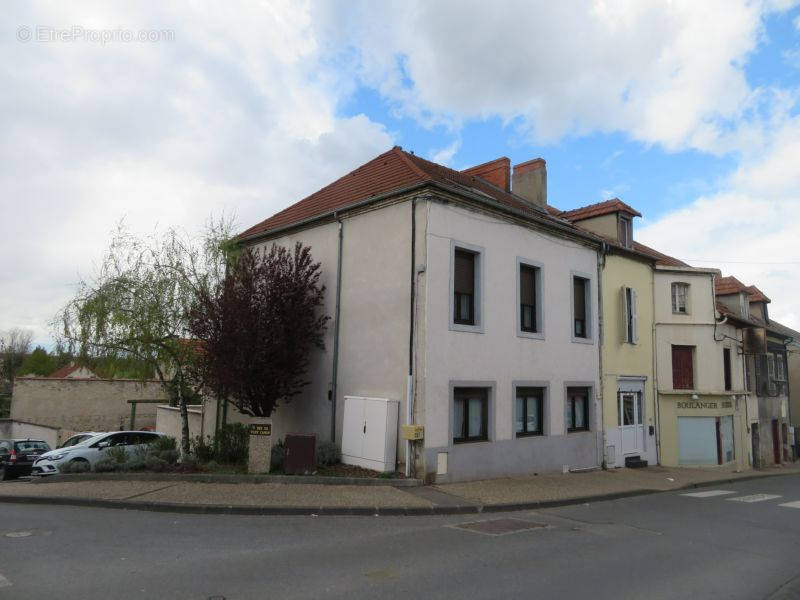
[
  {"left": 631, "top": 288, "right": 639, "bottom": 344},
  {"left": 621, "top": 286, "right": 629, "bottom": 343}
]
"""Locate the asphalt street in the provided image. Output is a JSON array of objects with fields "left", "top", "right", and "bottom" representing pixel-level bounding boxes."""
[{"left": 1, "top": 475, "right": 800, "bottom": 600}]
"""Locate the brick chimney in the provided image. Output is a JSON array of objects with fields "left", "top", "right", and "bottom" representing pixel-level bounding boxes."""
[
  {"left": 512, "top": 158, "right": 546, "bottom": 207},
  {"left": 461, "top": 157, "right": 510, "bottom": 192}
]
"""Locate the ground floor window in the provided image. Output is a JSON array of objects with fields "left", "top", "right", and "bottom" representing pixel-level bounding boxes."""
[
  {"left": 515, "top": 387, "right": 544, "bottom": 436},
  {"left": 678, "top": 415, "right": 734, "bottom": 465},
  {"left": 566, "top": 387, "right": 590, "bottom": 432},
  {"left": 453, "top": 387, "right": 489, "bottom": 443}
]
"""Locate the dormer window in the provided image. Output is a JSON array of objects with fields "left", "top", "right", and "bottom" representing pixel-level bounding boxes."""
[{"left": 618, "top": 215, "right": 632, "bottom": 248}]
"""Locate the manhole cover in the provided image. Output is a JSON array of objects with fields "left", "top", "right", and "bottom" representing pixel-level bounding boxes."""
[{"left": 451, "top": 518, "right": 548, "bottom": 536}]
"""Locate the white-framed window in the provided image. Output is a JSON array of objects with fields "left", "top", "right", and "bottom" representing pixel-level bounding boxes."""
[
  {"left": 671, "top": 282, "right": 689, "bottom": 314},
  {"left": 449, "top": 240, "right": 484, "bottom": 333},
  {"left": 621, "top": 286, "right": 638, "bottom": 344},
  {"left": 571, "top": 273, "right": 592, "bottom": 342},
  {"left": 517, "top": 258, "right": 544, "bottom": 338}
]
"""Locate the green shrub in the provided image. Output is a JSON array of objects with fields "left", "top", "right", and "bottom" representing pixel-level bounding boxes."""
[
  {"left": 59, "top": 459, "right": 90, "bottom": 474},
  {"left": 270, "top": 439, "right": 286, "bottom": 473},
  {"left": 104, "top": 445, "right": 128, "bottom": 464},
  {"left": 316, "top": 441, "right": 341, "bottom": 466},
  {"left": 94, "top": 458, "right": 116, "bottom": 473},
  {"left": 191, "top": 435, "right": 215, "bottom": 463},
  {"left": 144, "top": 455, "right": 168, "bottom": 472},
  {"left": 215, "top": 424, "right": 249, "bottom": 464}
]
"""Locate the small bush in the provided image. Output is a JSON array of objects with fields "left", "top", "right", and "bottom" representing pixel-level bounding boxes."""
[
  {"left": 144, "top": 455, "right": 168, "bottom": 472},
  {"left": 316, "top": 441, "right": 341, "bottom": 466},
  {"left": 191, "top": 434, "right": 215, "bottom": 463},
  {"left": 94, "top": 458, "right": 116, "bottom": 473},
  {"left": 270, "top": 439, "right": 286, "bottom": 473},
  {"left": 104, "top": 445, "right": 128, "bottom": 465},
  {"left": 59, "top": 459, "right": 90, "bottom": 474},
  {"left": 215, "top": 424, "right": 249, "bottom": 465}
]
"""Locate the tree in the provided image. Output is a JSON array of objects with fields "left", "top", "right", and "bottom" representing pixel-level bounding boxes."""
[
  {"left": 0, "top": 328, "right": 34, "bottom": 391},
  {"left": 189, "top": 242, "right": 329, "bottom": 418},
  {"left": 18, "top": 345, "right": 56, "bottom": 376},
  {"left": 57, "top": 219, "right": 233, "bottom": 458}
]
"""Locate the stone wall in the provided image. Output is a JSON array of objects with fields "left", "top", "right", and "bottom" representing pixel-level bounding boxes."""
[{"left": 11, "top": 377, "right": 166, "bottom": 433}]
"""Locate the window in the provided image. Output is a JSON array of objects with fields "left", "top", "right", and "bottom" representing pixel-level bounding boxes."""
[
  {"left": 621, "top": 286, "right": 638, "bottom": 344},
  {"left": 723, "top": 348, "right": 732, "bottom": 391},
  {"left": 519, "top": 263, "right": 540, "bottom": 334},
  {"left": 515, "top": 387, "right": 544, "bottom": 436},
  {"left": 672, "top": 345, "right": 695, "bottom": 389},
  {"left": 619, "top": 392, "right": 643, "bottom": 426},
  {"left": 566, "top": 387, "right": 590, "bottom": 432},
  {"left": 618, "top": 215, "right": 632, "bottom": 248},
  {"left": 572, "top": 275, "right": 590, "bottom": 339},
  {"left": 453, "top": 387, "right": 488, "bottom": 443},
  {"left": 453, "top": 249, "right": 476, "bottom": 325},
  {"left": 671, "top": 282, "right": 689, "bottom": 314}
]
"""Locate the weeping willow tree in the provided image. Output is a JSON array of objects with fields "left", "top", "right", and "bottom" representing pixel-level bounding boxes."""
[{"left": 56, "top": 218, "right": 235, "bottom": 458}]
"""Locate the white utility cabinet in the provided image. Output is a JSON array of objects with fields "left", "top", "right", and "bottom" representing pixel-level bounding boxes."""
[{"left": 341, "top": 396, "right": 399, "bottom": 472}]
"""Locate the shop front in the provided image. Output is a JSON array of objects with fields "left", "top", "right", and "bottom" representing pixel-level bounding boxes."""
[{"left": 657, "top": 392, "right": 749, "bottom": 470}]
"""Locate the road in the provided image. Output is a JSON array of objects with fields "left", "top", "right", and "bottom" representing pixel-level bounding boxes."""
[{"left": 1, "top": 475, "right": 800, "bottom": 599}]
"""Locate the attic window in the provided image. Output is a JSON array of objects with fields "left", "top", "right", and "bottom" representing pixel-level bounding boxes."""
[{"left": 618, "top": 215, "right": 632, "bottom": 248}]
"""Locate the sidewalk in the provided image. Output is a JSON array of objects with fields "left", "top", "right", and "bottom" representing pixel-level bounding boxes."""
[{"left": 1, "top": 465, "right": 798, "bottom": 516}]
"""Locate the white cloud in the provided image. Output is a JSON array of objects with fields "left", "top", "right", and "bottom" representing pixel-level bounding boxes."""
[
  {"left": 312, "top": 0, "right": 797, "bottom": 154},
  {"left": 429, "top": 139, "right": 461, "bottom": 166},
  {"left": 638, "top": 116, "right": 800, "bottom": 329},
  {"left": 1, "top": 2, "right": 393, "bottom": 345}
]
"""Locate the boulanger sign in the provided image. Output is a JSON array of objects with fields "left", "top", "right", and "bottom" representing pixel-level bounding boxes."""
[{"left": 676, "top": 400, "right": 734, "bottom": 410}]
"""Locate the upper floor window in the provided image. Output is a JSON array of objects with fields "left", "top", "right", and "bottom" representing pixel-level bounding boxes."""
[
  {"left": 672, "top": 345, "right": 695, "bottom": 389},
  {"left": 453, "top": 248, "right": 476, "bottom": 326},
  {"left": 519, "top": 262, "right": 541, "bottom": 335},
  {"left": 572, "top": 275, "right": 591, "bottom": 340},
  {"left": 618, "top": 215, "right": 633, "bottom": 248},
  {"left": 622, "top": 286, "right": 638, "bottom": 344},
  {"left": 723, "top": 348, "right": 732, "bottom": 391},
  {"left": 671, "top": 282, "right": 689, "bottom": 314}
]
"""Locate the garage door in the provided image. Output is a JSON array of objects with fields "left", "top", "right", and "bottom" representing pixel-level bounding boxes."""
[{"left": 678, "top": 417, "right": 718, "bottom": 465}]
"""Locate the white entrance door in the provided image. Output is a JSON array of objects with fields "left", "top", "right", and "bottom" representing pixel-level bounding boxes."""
[{"left": 619, "top": 391, "right": 643, "bottom": 456}]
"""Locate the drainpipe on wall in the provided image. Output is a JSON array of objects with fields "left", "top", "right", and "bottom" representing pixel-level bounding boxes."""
[
  {"left": 329, "top": 215, "right": 344, "bottom": 444},
  {"left": 597, "top": 242, "right": 606, "bottom": 469},
  {"left": 651, "top": 268, "right": 661, "bottom": 465},
  {"left": 406, "top": 197, "right": 417, "bottom": 477}
]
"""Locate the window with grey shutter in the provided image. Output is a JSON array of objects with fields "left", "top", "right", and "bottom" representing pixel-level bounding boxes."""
[{"left": 454, "top": 249, "right": 475, "bottom": 325}]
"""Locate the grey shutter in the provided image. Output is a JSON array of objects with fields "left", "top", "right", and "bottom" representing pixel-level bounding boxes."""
[
  {"left": 621, "top": 286, "right": 629, "bottom": 343},
  {"left": 631, "top": 288, "right": 639, "bottom": 343}
]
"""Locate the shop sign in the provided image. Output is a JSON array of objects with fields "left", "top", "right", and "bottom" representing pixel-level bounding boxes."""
[{"left": 677, "top": 401, "right": 718, "bottom": 409}]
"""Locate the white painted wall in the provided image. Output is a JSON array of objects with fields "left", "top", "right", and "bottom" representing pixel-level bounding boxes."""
[{"left": 422, "top": 201, "right": 601, "bottom": 449}]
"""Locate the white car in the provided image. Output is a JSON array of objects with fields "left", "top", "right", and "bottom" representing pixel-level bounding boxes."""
[
  {"left": 32, "top": 431, "right": 166, "bottom": 475},
  {"left": 58, "top": 432, "right": 101, "bottom": 449}
]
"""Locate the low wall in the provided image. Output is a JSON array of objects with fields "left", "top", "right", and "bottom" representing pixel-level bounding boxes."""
[
  {"left": 0, "top": 419, "right": 60, "bottom": 448},
  {"left": 11, "top": 377, "right": 167, "bottom": 433},
  {"left": 156, "top": 405, "right": 204, "bottom": 442}
]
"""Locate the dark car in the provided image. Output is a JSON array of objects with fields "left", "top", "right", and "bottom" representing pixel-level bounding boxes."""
[{"left": 0, "top": 439, "right": 52, "bottom": 480}]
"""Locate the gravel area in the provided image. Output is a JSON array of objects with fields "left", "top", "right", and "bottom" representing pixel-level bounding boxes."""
[{"left": 0, "top": 480, "right": 175, "bottom": 500}]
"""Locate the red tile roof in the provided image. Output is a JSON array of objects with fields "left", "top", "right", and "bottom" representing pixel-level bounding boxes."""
[
  {"left": 556, "top": 198, "right": 642, "bottom": 221},
  {"left": 239, "top": 147, "right": 579, "bottom": 241},
  {"left": 48, "top": 363, "right": 95, "bottom": 378},
  {"left": 715, "top": 275, "right": 748, "bottom": 296},
  {"left": 631, "top": 242, "right": 690, "bottom": 267},
  {"left": 745, "top": 285, "right": 771, "bottom": 303}
]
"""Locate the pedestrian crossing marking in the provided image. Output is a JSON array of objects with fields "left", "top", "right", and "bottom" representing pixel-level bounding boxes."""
[
  {"left": 681, "top": 490, "right": 736, "bottom": 498},
  {"left": 779, "top": 501, "right": 800, "bottom": 509},
  {"left": 726, "top": 494, "right": 782, "bottom": 503}
]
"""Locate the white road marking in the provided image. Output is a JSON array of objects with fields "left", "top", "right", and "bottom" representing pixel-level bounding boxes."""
[
  {"left": 0, "top": 573, "right": 11, "bottom": 588},
  {"left": 779, "top": 501, "right": 800, "bottom": 509},
  {"left": 727, "top": 494, "right": 782, "bottom": 503},
  {"left": 681, "top": 490, "right": 736, "bottom": 498}
]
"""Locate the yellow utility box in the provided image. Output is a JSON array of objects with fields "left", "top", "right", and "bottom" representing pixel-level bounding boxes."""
[{"left": 401, "top": 425, "right": 424, "bottom": 441}]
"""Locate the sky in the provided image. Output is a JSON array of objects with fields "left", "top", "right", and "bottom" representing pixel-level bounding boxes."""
[{"left": 2, "top": 0, "right": 800, "bottom": 347}]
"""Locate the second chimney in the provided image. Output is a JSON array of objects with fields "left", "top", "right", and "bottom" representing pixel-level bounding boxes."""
[{"left": 512, "top": 158, "right": 547, "bottom": 207}]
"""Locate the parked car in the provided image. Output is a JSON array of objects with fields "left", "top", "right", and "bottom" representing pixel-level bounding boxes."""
[
  {"left": 32, "top": 431, "right": 166, "bottom": 475},
  {"left": 0, "top": 439, "right": 52, "bottom": 480},
  {"left": 58, "top": 432, "right": 101, "bottom": 449}
]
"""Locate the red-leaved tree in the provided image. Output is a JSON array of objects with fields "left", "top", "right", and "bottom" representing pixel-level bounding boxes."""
[{"left": 189, "top": 242, "right": 329, "bottom": 417}]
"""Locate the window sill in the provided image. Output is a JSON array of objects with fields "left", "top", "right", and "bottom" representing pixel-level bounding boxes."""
[
  {"left": 517, "top": 330, "right": 545, "bottom": 341},
  {"left": 450, "top": 322, "right": 484, "bottom": 334},
  {"left": 515, "top": 431, "right": 544, "bottom": 438},
  {"left": 453, "top": 438, "right": 490, "bottom": 445},
  {"left": 567, "top": 428, "right": 590, "bottom": 434},
  {"left": 570, "top": 336, "right": 594, "bottom": 345}
]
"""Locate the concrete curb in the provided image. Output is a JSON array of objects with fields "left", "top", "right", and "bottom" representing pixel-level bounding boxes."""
[
  {"left": 1, "top": 469, "right": 795, "bottom": 517},
  {"left": 29, "top": 472, "right": 423, "bottom": 487}
]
